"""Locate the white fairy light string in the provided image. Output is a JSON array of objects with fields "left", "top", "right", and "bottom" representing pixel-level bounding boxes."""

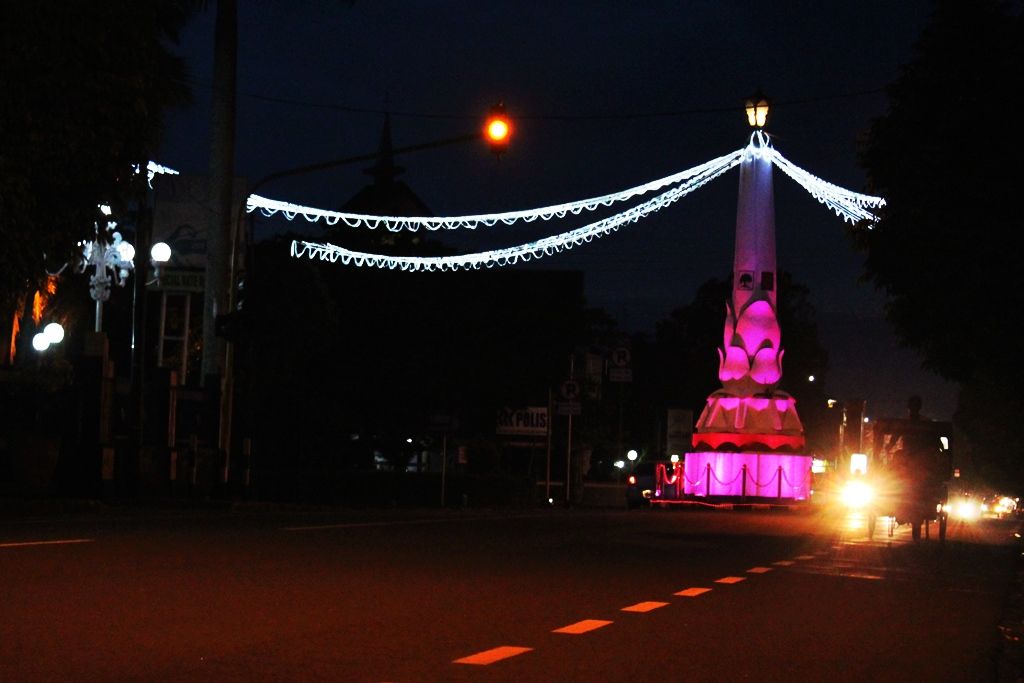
[
  {"left": 277, "top": 134, "right": 885, "bottom": 272},
  {"left": 290, "top": 149, "right": 743, "bottom": 272},
  {"left": 249, "top": 148, "right": 745, "bottom": 232},
  {"left": 132, "top": 161, "right": 179, "bottom": 188},
  {"left": 769, "top": 148, "right": 883, "bottom": 224}
]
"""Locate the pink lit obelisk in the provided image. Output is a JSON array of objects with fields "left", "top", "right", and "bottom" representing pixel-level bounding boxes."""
[{"left": 684, "top": 98, "right": 813, "bottom": 500}]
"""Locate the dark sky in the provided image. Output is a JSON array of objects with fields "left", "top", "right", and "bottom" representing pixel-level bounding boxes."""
[{"left": 158, "top": 0, "right": 957, "bottom": 421}]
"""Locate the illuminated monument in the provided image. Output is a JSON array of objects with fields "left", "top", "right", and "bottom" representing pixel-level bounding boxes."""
[{"left": 684, "top": 95, "right": 813, "bottom": 500}]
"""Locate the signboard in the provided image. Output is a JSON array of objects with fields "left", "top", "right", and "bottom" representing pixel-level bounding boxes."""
[
  {"left": 609, "top": 346, "right": 633, "bottom": 383},
  {"left": 496, "top": 407, "right": 549, "bottom": 436},
  {"left": 665, "top": 408, "right": 693, "bottom": 458},
  {"left": 554, "top": 380, "right": 582, "bottom": 416},
  {"left": 150, "top": 269, "right": 206, "bottom": 292}
]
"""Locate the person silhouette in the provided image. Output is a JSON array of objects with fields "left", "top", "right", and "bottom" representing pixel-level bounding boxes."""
[{"left": 907, "top": 395, "right": 923, "bottom": 420}]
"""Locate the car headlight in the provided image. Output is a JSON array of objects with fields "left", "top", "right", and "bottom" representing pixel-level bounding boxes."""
[
  {"left": 841, "top": 480, "right": 874, "bottom": 508},
  {"left": 953, "top": 500, "right": 980, "bottom": 520}
]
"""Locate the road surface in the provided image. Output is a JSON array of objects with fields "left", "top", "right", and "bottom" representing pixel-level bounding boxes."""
[{"left": 1, "top": 503, "right": 1020, "bottom": 682}]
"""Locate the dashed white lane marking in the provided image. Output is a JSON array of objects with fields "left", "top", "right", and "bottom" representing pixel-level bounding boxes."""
[
  {"left": 747, "top": 567, "right": 772, "bottom": 574},
  {"left": 453, "top": 646, "right": 533, "bottom": 665},
  {"left": 0, "top": 538, "right": 94, "bottom": 549},
  {"left": 773, "top": 560, "right": 795, "bottom": 566},
  {"left": 715, "top": 576, "right": 746, "bottom": 584},
  {"left": 553, "top": 619, "right": 612, "bottom": 634},
  {"left": 621, "top": 601, "right": 669, "bottom": 613},
  {"left": 675, "top": 587, "right": 712, "bottom": 597}
]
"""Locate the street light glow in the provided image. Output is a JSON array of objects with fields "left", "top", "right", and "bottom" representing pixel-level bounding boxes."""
[
  {"left": 150, "top": 242, "right": 172, "bottom": 263},
  {"left": 744, "top": 91, "right": 770, "bottom": 129},
  {"left": 627, "top": 449, "right": 638, "bottom": 461},
  {"left": 486, "top": 118, "right": 509, "bottom": 142},
  {"left": 116, "top": 239, "right": 135, "bottom": 263},
  {"left": 484, "top": 103, "right": 512, "bottom": 154},
  {"left": 43, "top": 322, "right": 64, "bottom": 344},
  {"left": 32, "top": 333, "right": 50, "bottom": 351}
]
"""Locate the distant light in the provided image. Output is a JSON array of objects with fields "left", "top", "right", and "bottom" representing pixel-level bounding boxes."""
[
  {"left": 32, "top": 333, "right": 50, "bottom": 351},
  {"left": 827, "top": 399, "right": 837, "bottom": 408},
  {"left": 116, "top": 240, "right": 135, "bottom": 262},
  {"left": 43, "top": 322, "right": 64, "bottom": 344},
  {"left": 863, "top": 417, "right": 870, "bottom": 424},
  {"left": 486, "top": 118, "right": 509, "bottom": 142},
  {"left": 99, "top": 204, "right": 112, "bottom": 216},
  {"left": 406, "top": 438, "right": 413, "bottom": 444},
  {"left": 940, "top": 436, "right": 949, "bottom": 450},
  {"left": 850, "top": 453, "right": 868, "bottom": 475},
  {"left": 483, "top": 102, "right": 512, "bottom": 154},
  {"left": 812, "top": 458, "right": 827, "bottom": 474},
  {"left": 150, "top": 242, "right": 172, "bottom": 263},
  {"left": 670, "top": 454, "right": 680, "bottom": 463},
  {"left": 807, "top": 375, "right": 815, "bottom": 383},
  {"left": 613, "top": 460, "right": 625, "bottom": 469},
  {"left": 626, "top": 449, "right": 638, "bottom": 461}
]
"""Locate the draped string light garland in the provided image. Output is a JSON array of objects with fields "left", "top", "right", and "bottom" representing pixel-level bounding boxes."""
[
  {"left": 290, "top": 151, "right": 741, "bottom": 272},
  {"left": 250, "top": 148, "right": 745, "bottom": 232},
  {"left": 281, "top": 133, "right": 884, "bottom": 272}
]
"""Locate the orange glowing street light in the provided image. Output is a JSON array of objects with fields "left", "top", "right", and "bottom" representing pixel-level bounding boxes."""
[{"left": 484, "top": 102, "right": 512, "bottom": 155}]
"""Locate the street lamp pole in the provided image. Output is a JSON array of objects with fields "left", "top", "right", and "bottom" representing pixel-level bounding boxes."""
[{"left": 78, "top": 215, "right": 136, "bottom": 333}]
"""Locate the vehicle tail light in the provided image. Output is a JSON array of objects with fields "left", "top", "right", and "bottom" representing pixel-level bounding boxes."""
[{"left": 628, "top": 475, "right": 636, "bottom": 485}]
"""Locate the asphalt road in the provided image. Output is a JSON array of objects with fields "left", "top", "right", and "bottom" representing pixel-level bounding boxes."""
[{"left": 1, "top": 503, "right": 1021, "bottom": 682}]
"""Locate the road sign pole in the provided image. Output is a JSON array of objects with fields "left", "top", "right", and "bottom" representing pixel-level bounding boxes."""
[
  {"left": 565, "top": 355, "right": 574, "bottom": 504},
  {"left": 441, "top": 433, "right": 447, "bottom": 507},
  {"left": 545, "top": 388, "right": 552, "bottom": 501}
]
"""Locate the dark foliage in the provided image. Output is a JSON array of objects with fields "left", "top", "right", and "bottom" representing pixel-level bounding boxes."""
[
  {"left": 0, "top": 2, "right": 191, "bottom": 319},
  {"left": 857, "top": 0, "right": 1024, "bottom": 485}
]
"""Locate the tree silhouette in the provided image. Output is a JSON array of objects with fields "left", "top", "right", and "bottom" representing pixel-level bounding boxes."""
[
  {"left": 858, "top": 0, "right": 1024, "bottom": 485},
  {"left": 0, "top": 2, "right": 192, "bottom": 330}
]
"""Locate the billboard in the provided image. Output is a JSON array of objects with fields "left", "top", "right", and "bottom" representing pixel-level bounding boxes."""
[{"left": 496, "top": 407, "right": 549, "bottom": 437}]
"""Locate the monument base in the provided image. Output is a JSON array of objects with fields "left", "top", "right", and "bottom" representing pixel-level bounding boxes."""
[{"left": 684, "top": 450, "right": 812, "bottom": 500}]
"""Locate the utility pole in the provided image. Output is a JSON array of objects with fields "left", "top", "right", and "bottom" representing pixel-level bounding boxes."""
[{"left": 206, "top": 0, "right": 238, "bottom": 489}]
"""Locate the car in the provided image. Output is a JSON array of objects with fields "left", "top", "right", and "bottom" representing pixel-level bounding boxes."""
[
  {"left": 626, "top": 460, "right": 686, "bottom": 508},
  {"left": 626, "top": 461, "right": 657, "bottom": 509}
]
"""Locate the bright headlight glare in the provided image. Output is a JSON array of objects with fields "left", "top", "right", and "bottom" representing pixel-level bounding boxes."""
[{"left": 841, "top": 481, "right": 873, "bottom": 508}]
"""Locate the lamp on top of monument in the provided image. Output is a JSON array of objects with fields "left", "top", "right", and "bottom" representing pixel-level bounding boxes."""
[{"left": 744, "top": 90, "right": 770, "bottom": 129}]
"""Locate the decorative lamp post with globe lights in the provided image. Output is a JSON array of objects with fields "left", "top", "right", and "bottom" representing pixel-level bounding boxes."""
[{"left": 78, "top": 207, "right": 135, "bottom": 333}]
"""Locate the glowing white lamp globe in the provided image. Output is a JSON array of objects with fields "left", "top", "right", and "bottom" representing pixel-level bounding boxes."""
[
  {"left": 43, "top": 322, "right": 64, "bottom": 344},
  {"left": 32, "top": 333, "right": 50, "bottom": 351},
  {"left": 627, "top": 449, "right": 638, "bottom": 462},
  {"left": 116, "top": 240, "right": 135, "bottom": 262},
  {"left": 150, "top": 242, "right": 171, "bottom": 263}
]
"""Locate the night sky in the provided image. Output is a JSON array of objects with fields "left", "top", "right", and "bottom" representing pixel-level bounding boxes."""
[{"left": 158, "top": 1, "right": 957, "bottom": 421}]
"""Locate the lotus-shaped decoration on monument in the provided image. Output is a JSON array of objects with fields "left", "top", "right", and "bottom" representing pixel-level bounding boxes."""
[{"left": 717, "top": 298, "right": 783, "bottom": 391}]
